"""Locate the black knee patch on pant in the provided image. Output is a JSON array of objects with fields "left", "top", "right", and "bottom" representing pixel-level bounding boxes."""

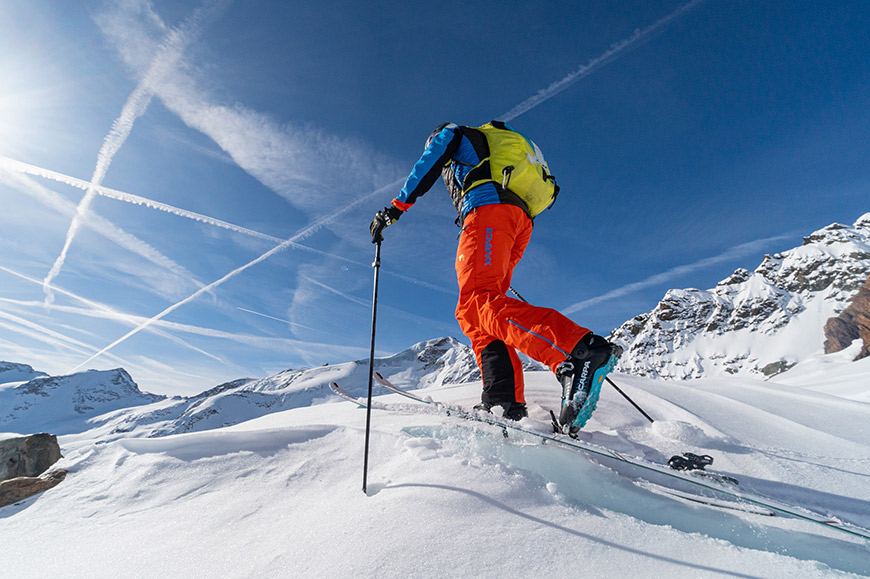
[{"left": 480, "top": 340, "right": 517, "bottom": 405}]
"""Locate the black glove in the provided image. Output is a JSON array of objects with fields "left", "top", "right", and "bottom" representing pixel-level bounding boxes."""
[{"left": 370, "top": 205, "right": 403, "bottom": 243}]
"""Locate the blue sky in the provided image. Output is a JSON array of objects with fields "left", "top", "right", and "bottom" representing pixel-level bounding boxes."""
[{"left": 1, "top": 0, "right": 868, "bottom": 395}]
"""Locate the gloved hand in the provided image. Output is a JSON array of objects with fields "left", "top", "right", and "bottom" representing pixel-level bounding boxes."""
[{"left": 370, "top": 205, "right": 403, "bottom": 243}]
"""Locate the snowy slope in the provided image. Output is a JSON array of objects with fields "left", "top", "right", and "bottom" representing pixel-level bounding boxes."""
[
  {"left": 612, "top": 213, "right": 870, "bottom": 381},
  {"left": 3, "top": 366, "right": 869, "bottom": 578}
]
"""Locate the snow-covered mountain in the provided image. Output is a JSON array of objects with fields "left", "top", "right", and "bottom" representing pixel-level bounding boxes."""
[
  {"left": 0, "top": 368, "right": 165, "bottom": 435},
  {"left": 0, "top": 337, "right": 485, "bottom": 438},
  {"left": 611, "top": 213, "right": 870, "bottom": 381},
  {"left": 0, "top": 362, "right": 47, "bottom": 385},
  {"left": 128, "top": 336, "right": 483, "bottom": 438}
]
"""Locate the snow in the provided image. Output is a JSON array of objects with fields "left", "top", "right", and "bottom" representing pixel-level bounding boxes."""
[
  {"left": 3, "top": 359, "right": 869, "bottom": 577},
  {"left": 772, "top": 341, "right": 870, "bottom": 403},
  {"left": 614, "top": 215, "right": 870, "bottom": 381}
]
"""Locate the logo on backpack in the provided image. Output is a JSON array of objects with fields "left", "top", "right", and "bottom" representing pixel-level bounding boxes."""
[{"left": 462, "top": 121, "right": 559, "bottom": 217}]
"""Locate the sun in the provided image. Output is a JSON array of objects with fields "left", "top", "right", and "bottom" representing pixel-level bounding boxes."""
[{"left": 0, "top": 52, "right": 66, "bottom": 155}]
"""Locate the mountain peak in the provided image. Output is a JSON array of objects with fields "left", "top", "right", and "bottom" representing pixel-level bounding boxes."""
[
  {"left": 0, "top": 367, "right": 165, "bottom": 435},
  {"left": 0, "top": 362, "right": 47, "bottom": 385},
  {"left": 612, "top": 215, "right": 870, "bottom": 380}
]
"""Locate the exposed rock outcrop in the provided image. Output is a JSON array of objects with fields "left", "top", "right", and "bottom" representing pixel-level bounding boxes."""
[
  {"left": 0, "top": 433, "right": 62, "bottom": 481},
  {"left": 824, "top": 273, "right": 870, "bottom": 360},
  {"left": 0, "top": 470, "right": 67, "bottom": 508},
  {"left": 0, "top": 433, "right": 65, "bottom": 508}
]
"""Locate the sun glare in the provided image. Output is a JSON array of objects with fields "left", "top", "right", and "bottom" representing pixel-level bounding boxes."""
[{"left": 0, "top": 57, "right": 62, "bottom": 152}]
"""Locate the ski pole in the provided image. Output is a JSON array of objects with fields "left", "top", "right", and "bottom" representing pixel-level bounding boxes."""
[
  {"left": 509, "top": 285, "right": 655, "bottom": 424},
  {"left": 605, "top": 376, "right": 654, "bottom": 424},
  {"left": 508, "top": 286, "right": 528, "bottom": 303},
  {"left": 362, "top": 240, "right": 381, "bottom": 495}
]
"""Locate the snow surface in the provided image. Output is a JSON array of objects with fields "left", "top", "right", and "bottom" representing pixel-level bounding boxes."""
[{"left": 3, "top": 356, "right": 870, "bottom": 577}]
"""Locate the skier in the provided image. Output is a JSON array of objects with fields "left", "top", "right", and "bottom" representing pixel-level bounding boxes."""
[{"left": 370, "top": 121, "right": 621, "bottom": 431}]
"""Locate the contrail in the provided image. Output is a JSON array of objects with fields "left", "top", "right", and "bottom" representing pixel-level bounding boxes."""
[
  {"left": 500, "top": 0, "right": 705, "bottom": 122},
  {"left": 561, "top": 233, "right": 796, "bottom": 315},
  {"left": 69, "top": 179, "right": 401, "bottom": 372},
  {"left": 237, "top": 307, "right": 321, "bottom": 332},
  {"left": 2, "top": 155, "right": 281, "bottom": 243},
  {"left": 3, "top": 155, "right": 455, "bottom": 295},
  {"left": 0, "top": 310, "right": 106, "bottom": 359},
  {"left": 301, "top": 275, "right": 458, "bottom": 335},
  {"left": 41, "top": 0, "right": 229, "bottom": 304},
  {"left": 1, "top": 265, "right": 224, "bottom": 364},
  {"left": 0, "top": 163, "right": 201, "bottom": 289}
]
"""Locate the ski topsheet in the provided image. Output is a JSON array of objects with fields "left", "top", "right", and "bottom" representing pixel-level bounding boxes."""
[{"left": 334, "top": 373, "right": 870, "bottom": 542}]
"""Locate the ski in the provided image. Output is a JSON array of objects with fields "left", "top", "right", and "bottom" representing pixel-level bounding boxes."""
[
  {"left": 332, "top": 380, "right": 773, "bottom": 516},
  {"left": 329, "top": 381, "right": 368, "bottom": 407},
  {"left": 639, "top": 483, "right": 775, "bottom": 516},
  {"left": 365, "top": 372, "right": 870, "bottom": 542}
]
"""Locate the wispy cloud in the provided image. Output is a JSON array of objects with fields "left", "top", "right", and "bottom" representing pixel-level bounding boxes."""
[
  {"left": 0, "top": 310, "right": 104, "bottom": 359},
  {"left": 500, "top": 0, "right": 705, "bottom": 122},
  {"left": 237, "top": 307, "right": 314, "bottom": 330},
  {"left": 0, "top": 265, "right": 224, "bottom": 364},
  {"left": 68, "top": 178, "right": 403, "bottom": 372},
  {"left": 96, "top": 1, "right": 402, "bottom": 216},
  {"left": 300, "top": 274, "right": 458, "bottom": 336},
  {"left": 3, "top": 154, "right": 458, "bottom": 298},
  {"left": 42, "top": 0, "right": 231, "bottom": 304},
  {"left": 2, "top": 265, "right": 358, "bottom": 372},
  {"left": 0, "top": 165, "right": 202, "bottom": 299},
  {"left": 561, "top": 234, "right": 796, "bottom": 314}
]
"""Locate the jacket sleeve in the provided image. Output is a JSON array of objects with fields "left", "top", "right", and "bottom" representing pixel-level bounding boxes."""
[{"left": 392, "top": 125, "right": 462, "bottom": 211}]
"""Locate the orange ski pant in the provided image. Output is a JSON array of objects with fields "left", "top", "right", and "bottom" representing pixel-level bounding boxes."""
[{"left": 455, "top": 203, "right": 590, "bottom": 406}]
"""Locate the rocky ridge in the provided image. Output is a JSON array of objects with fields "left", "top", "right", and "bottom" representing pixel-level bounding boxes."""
[
  {"left": 824, "top": 273, "right": 870, "bottom": 360},
  {"left": 0, "top": 368, "right": 165, "bottom": 435},
  {"left": 610, "top": 213, "right": 870, "bottom": 380}
]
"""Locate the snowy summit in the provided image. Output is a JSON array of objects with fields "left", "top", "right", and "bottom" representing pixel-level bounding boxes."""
[{"left": 612, "top": 214, "right": 870, "bottom": 385}]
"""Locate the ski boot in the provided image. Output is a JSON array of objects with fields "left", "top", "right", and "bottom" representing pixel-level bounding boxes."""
[{"left": 556, "top": 334, "right": 622, "bottom": 436}]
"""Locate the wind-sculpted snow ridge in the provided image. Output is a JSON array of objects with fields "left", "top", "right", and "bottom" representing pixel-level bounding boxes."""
[{"left": 612, "top": 213, "right": 870, "bottom": 380}]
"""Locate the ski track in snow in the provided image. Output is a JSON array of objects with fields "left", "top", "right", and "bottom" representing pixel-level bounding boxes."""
[{"left": 2, "top": 361, "right": 870, "bottom": 578}]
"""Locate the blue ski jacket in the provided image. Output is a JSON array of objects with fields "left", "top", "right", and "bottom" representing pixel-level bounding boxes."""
[{"left": 392, "top": 123, "right": 532, "bottom": 221}]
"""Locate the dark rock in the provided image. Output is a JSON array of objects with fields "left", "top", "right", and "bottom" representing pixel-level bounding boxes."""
[
  {"left": 824, "top": 274, "right": 870, "bottom": 360},
  {"left": 0, "top": 433, "right": 62, "bottom": 481},
  {"left": 761, "top": 360, "right": 796, "bottom": 377},
  {"left": 0, "top": 470, "right": 67, "bottom": 508}
]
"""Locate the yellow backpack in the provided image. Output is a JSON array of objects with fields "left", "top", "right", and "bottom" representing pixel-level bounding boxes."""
[{"left": 464, "top": 121, "right": 559, "bottom": 217}]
